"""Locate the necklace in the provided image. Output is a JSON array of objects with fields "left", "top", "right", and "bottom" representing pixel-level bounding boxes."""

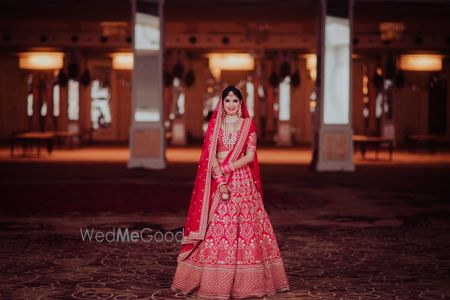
[
  {"left": 223, "top": 115, "right": 239, "bottom": 124},
  {"left": 222, "top": 115, "right": 240, "bottom": 147}
]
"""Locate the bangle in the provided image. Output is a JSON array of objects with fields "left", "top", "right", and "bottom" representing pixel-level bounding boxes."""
[
  {"left": 212, "top": 172, "right": 223, "bottom": 179},
  {"left": 215, "top": 175, "right": 226, "bottom": 186},
  {"left": 220, "top": 162, "right": 234, "bottom": 174}
]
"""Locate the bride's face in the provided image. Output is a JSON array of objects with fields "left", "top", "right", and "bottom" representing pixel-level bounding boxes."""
[{"left": 223, "top": 91, "right": 241, "bottom": 116}]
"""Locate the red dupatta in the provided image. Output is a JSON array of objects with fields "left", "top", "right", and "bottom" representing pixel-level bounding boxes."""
[{"left": 178, "top": 97, "right": 262, "bottom": 262}]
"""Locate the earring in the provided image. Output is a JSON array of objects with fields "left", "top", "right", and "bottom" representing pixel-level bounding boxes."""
[{"left": 237, "top": 107, "right": 242, "bottom": 117}]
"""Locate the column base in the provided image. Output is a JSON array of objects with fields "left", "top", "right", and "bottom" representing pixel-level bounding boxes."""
[
  {"left": 171, "top": 118, "right": 187, "bottom": 146},
  {"left": 316, "top": 125, "right": 354, "bottom": 172},
  {"left": 275, "top": 121, "right": 293, "bottom": 146},
  {"left": 128, "top": 158, "right": 166, "bottom": 169},
  {"left": 128, "top": 124, "right": 166, "bottom": 170}
]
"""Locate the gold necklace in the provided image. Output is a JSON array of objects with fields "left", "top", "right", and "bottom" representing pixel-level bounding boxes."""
[
  {"left": 222, "top": 115, "right": 240, "bottom": 147},
  {"left": 223, "top": 115, "right": 239, "bottom": 124}
]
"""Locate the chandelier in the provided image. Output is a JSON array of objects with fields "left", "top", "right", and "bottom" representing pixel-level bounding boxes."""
[{"left": 379, "top": 22, "right": 405, "bottom": 41}]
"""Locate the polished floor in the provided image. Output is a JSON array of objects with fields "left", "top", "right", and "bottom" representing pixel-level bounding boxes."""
[{"left": 0, "top": 145, "right": 449, "bottom": 299}]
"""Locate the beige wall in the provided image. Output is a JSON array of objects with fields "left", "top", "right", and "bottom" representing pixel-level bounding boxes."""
[
  {"left": 0, "top": 55, "right": 28, "bottom": 139},
  {"left": 352, "top": 58, "right": 450, "bottom": 144},
  {"left": 0, "top": 54, "right": 132, "bottom": 142},
  {"left": 2, "top": 53, "right": 449, "bottom": 146},
  {"left": 445, "top": 62, "right": 450, "bottom": 138},
  {"left": 179, "top": 59, "right": 314, "bottom": 144},
  {"left": 183, "top": 57, "right": 208, "bottom": 140},
  {"left": 392, "top": 72, "right": 429, "bottom": 142},
  {"left": 352, "top": 60, "right": 365, "bottom": 135},
  {"left": 291, "top": 59, "right": 314, "bottom": 144}
]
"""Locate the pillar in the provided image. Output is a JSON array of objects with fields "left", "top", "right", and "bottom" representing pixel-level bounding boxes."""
[
  {"left": 128, "top": 0, "right": 166, "bottom": 169},
  {"left": 314, "top": 0, "right": 355, "bottom": 171}
]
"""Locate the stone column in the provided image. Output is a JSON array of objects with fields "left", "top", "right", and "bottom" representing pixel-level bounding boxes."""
[
  {"left": 128, "top": 0, "right": 166, "bottom": 169},
  {"left": 276, "top": 75, "right": 293, "bottom": 146},
  {"left": 314, "top": 0, "right": 355, "bottom": 171}
]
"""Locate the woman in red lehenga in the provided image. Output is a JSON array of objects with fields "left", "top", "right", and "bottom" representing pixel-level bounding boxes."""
[{"left": 171, "top": 86, "right": 290, "bottom": 299}]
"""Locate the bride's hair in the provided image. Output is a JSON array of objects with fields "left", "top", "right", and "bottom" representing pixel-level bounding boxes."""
[{"left": 221, "top": 85, "right": 243, "bottom": 102}]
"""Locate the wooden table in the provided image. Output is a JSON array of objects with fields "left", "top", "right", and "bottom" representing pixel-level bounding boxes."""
[
  {"left": 353, "top": 135, "right": 394, "bottom": 161},
  {"left": 407, "top": 134, "right": 440, "bottom": 153},
  {"left": 51, "top": 131, "right": 81, "bottom": 148},
  {"left": 10, "top": 132, "right": 55, "bottom": 157}
]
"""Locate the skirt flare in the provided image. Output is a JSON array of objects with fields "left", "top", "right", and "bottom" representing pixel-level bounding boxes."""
[{"left": 171, "top": 165, "right": 289, "bottom": 299}]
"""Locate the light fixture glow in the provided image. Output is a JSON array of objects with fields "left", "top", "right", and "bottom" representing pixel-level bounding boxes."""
[
  {"left": 305, "top": 54, "right": 317, "bottom": 70},
  {"left": 376, "top": 67, "right": 382, "bottom": 76},
  {"left": 19, "top": 52, "right": 64, "bottom": 70},
  {"left": 112, "top": 53, "right": 133, "bottom": 70},
  {"left": 208, "top": 53, "right": 254, "bottom": 79},
  {"left": 134, "top": 108, "right": 160, "bottom": 122},
  {"left": 379, "top": 22, "right": 405, "bottom": 41},
  {"left": 135, "top": 12, "right": 160, "bottom": 51},
  {"left": 304, "top": 54, "right": 317, "bottom": 81},
  {"left": 399, "top": 54, "right": 443, "bottom": 71}
]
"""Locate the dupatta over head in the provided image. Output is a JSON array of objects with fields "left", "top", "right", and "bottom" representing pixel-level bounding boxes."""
[{"left": 178, "top": 93, "right": 262, "bottom": 262}]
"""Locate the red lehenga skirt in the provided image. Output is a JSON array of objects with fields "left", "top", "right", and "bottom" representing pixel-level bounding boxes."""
[{"left": 171, "top": 165, "right": 290, "bottom": 299}]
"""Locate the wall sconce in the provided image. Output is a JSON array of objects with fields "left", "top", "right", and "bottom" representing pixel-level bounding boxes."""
[
  {"left": 19, "top": 52, "right": 64, "bottom": 70},
  {"left": 399, "top": 54, "right": 443, "bottom": 71},
  {"left": 304, "top": 54, "right": 317, "bottom": 81},
  {"left": 112, "top": 52, "right": 133, "bottom": 70}
]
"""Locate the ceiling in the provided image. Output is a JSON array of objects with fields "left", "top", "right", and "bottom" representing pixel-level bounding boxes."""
[{"left": 0, "top": 0, "right": 448, "bottom": 34}]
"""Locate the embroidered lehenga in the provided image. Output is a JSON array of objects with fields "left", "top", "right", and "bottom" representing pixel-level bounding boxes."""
[{"left": 171, "top": 97, "right": 289, "bottom": 299}]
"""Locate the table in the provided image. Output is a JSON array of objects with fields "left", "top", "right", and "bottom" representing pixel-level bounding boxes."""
[
  {"left": 10, "top": 132, "right": 55, "bottom": 157},
  {"left": 51, "top": 131, "right": 81, "bottom": 148},
  {"left": 353, "top": 135, "right": 394, "bottom": 161},
  {"left": 407, "top": 134, "right": 440, "bottom": 153}
]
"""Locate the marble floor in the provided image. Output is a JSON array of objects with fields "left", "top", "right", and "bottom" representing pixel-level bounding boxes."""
[{"left": 0, "top": 146, "right": 449, "bottom": 299}]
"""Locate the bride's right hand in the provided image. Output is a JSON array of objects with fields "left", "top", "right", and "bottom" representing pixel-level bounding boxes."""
[{"left": 219, "top": 184, "right": 229, "bottom": 195}]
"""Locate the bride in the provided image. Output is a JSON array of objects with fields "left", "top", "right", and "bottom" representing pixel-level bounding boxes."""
[{"left": 171, "top": 85, "right": 289, "bottom": 299}]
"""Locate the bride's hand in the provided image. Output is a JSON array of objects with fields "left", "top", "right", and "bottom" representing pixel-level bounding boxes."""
[
  {"left": 219, "top": 184, "right": 229, "bottom": 194},
  {"left": 219, "top": 184, "right": 229, "bottom": 200}
]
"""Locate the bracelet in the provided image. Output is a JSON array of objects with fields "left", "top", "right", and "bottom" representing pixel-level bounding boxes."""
[
  {"left": 212, "top": 172, "right": 223, "bottom": 179},
  {"left": 220, "top": 162, "right": 235, "bottom": 174},
  {"left": 215, "top": 175, "right": 226, "bottom": 186}
]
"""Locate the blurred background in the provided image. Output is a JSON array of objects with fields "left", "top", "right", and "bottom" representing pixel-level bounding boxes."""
[
  {"left": 0, "top": 0, "right": 449, "bottom": 148},
  {"left": 0, "top": 0, "right": 449, "bottom": 299}
]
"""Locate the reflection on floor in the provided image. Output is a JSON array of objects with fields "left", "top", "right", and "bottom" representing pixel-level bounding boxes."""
[
  {"left": 2, "top": 144, "right": 450, "bottom": 165},
  {"left": 0, "top": 146, "right": 449, "bottom": 299}
]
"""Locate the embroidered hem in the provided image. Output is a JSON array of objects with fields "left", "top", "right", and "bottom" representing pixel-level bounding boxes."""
[{"left": 171, "top": 257, "right": 290, "bottom": 299}]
